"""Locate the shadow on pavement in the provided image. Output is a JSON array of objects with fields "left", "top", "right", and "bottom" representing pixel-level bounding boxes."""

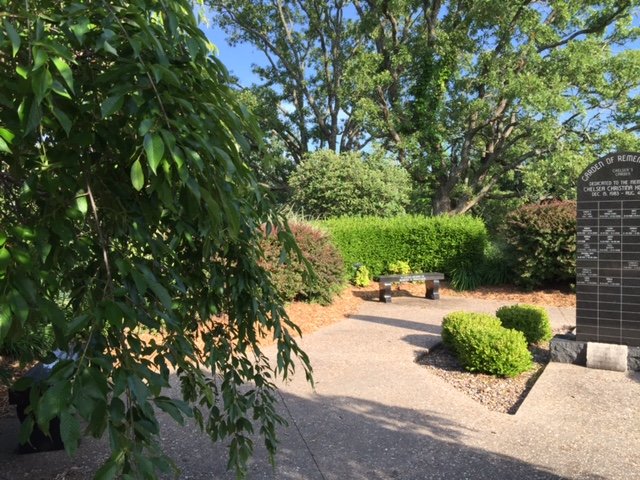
[
  {"left": 1, "top": 388, "right": 571, "bottom": 480},
  {"left": 349, "top": 314, "right": 441, "bottom": 335}
]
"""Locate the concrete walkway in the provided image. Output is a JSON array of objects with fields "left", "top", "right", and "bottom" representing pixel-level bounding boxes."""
[{"left": 1, "top": 296, "right": 639, "bottom": 479}]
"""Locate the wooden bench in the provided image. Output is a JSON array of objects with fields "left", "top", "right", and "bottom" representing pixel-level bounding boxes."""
[{"left": 376, "top": 272, "right": 444, "bottom": 303}]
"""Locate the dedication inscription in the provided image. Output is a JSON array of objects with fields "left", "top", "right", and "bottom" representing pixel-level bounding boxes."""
[{"left": 577, "top": 151, "right": 640, "bottom": 347}]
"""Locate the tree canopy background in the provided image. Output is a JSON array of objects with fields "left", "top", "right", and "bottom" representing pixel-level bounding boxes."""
[{"left": 208, "top": 0, "right": 640, "bottom": 215}]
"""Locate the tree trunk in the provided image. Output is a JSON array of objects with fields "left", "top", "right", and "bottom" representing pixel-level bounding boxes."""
[{"left": 431, "top": 183, "right": 453, "bottom": 215}]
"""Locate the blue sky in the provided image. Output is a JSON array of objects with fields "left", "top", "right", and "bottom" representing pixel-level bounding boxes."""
[{"left": 199, "top": 22, "right": 260, "bottom": 85}]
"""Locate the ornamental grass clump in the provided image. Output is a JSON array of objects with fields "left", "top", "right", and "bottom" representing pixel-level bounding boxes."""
[
  {"left": 496, "top": 304, "right": 553, "bottom": 345},
  {"left": 442, "top": 311, "right": 533, "bottom": 378}
]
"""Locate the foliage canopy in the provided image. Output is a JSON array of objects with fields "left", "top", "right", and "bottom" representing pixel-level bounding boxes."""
[
  {"left": 288, "top": 149, "right": 411, "bottom": 218},
  {"left": 208, "top": 0, "right": 640, "bottom": 214},
  {"left": 0, "top": 1, "right": 310, "bottom": 477}
]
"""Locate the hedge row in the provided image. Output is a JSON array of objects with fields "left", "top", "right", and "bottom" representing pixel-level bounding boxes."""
[{"left": 320, "top": 215, "right": 488, "bottom": 288}]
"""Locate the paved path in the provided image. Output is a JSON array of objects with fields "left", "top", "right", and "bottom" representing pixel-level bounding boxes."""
[{"left": 1, "top": 296, "right": 639, "bottom": 479}]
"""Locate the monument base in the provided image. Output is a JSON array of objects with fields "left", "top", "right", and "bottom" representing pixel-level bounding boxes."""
[{"left": 549, "top": 334, "right": 640, "bottom": 371}]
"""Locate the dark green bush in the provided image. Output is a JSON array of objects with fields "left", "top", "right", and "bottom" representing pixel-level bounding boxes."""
[
  {"left": 260, "top": 221, "right": 346, "bottom": 305},
  {"left": 476, "top": 240, "right": 516, "bottom": 286},
  {"left": 502, "top": 200, "right": 576, "bottom": 289},
  {"left": 496, "top": 304, "right": 553, "bottom": 345},
  {"left": 441, "top": 311, "right": 533, "bottom": 377},
  {"left": 320, "top": 215, "right": 488, "bottom": 290}
]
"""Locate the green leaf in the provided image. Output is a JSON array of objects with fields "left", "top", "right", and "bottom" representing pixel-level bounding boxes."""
[
  {"left": 144, "top": 133, "right": 164, "bottom": 174},
  {"left": 60, "top": 411, "right": 81, "bottom": 456},
  {"left": 3, "top": 20, "right": 21, "bottom": 57},
  {"left": 31, "top": 67, "right": 53, "bottom": 104},
  {"left": 127, "top": 375, "right": 149, "bottom": 403},
  {"left": 109, "top": 398, "right": 126, "bottom": 425},
  {"left": 94, "top": 458, "right": 120, "bottom": 480},
  {"left": 24, "top": 101, "right": 42, "bottom": 135},
  {"left": 154, "top": 397, "right": 185, "bottom": 425},
  {"left": 37, "top": 382, "right": 69, "bottom": 427},
  {"left": 140, "top": 266, "right": 173, "bottom": 309},
  {"left": 0, "top": 128, "right": 15, "bottom": 143},
  {"left": 9, "top": 289, "right": 29, "bottom": 323},
  {"left": 103, "top": 41, "right": 118, "bottom": 57},
  {"left": 18, "top": 415, "right": 34, "bottom": 446},
  {"left": 70, "top": 18, "right": 91, "bottom": 44},
  {"left": 52, "top": 107, "right": 72, "bottom": 136},
  {"left": 52, "top": 57, "right": 74, "bottom": 94},
  {"left": 0, "top": 303, "right": 12, "bottom": 344},
  {"left": 51, "top": 80, "right": 72, "bottom": 99},
  {"left": 33, "top": 47, "right": 48, "bottom": 71},
  {"left": 130, "top": 159, "right": 144, "bottom": 191},
  {"left": 0, "top": 137, "right": 11, "bottom": 154},
  {"left": 75, "top": 190, "right": 88, "bottom": 215},
  {"left": 66, "top": 314, "right": 90, "bottom": 337},
  {"left": 15, "top": 65, "right": 28, "bottom": 79},
  {"left": 100, "top": 94, "right": 124, "bottom": 118},
  {"left": 138, "top": 118, "right": 153, "bottom": 136}
]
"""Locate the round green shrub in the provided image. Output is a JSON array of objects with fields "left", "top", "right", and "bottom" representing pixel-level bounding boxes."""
[
  {"left": 260, "top": 222, "right": 346, "bottom": 305},
  {"left": 459, "top": 327, "right": 534, "bottom": 377},
  {"left": 288, "top": 150, "right": 412, "bottom": 219},
  {"left": 387, "top": 260, "right": 411, "bottom": 275},
  {"left": 441, "top": 311, "right": 502, "bottom": 354},
  {"left": 352, "top": 265, "right": 371, "bottom": 287},
  {"left": 496, "top": 304, "right": 553, "bottom": 345},
  {"left": 441, "top": 311, "right": 533, "bottom": 378}
]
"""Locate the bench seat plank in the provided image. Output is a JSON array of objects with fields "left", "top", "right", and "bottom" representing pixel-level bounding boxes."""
[{"left": 376, "top": 272, "right": 444, "bottom": 303}]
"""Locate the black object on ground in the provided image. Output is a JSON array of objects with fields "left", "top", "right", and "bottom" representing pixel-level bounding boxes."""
[{"left": 8, "top": 362, "right": 64, "bottom": 454}]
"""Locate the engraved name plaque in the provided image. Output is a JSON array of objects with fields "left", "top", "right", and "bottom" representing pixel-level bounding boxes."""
[{"left": 577, "top": 152, "right": 640, "bottom": 346}]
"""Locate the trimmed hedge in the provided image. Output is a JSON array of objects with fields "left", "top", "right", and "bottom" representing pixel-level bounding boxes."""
[
  {"left": 320, "top": 215, "right": 488, "bottom": 290},
  {"left": 496, "top": 304, "right": 553, "bottom": 345},
  {"left": 442, "top": 311, "right": 533, "bottom": 378},
  {"left": 502, "top": 201, "right": 576, "bottom": 289},
  {"left": 260, "top": 222, "right": 346, "bottom": 305}
]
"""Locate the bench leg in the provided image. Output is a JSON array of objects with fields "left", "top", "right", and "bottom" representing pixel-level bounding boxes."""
[
  {"left": 379, "top": 282, "right": 392, "bottom": 303},
  {"left": 425, "top": 279, "right": 440, "bottom": 300}
]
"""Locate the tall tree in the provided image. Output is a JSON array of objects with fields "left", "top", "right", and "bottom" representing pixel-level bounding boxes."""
[
  {"left": 210, "top": 0, "right": 370, "bottom": 164},
  {"left": 0, "top": 1, "right": 310, "bottom": 478},
  {"left": 208, "top": 0, "right": 640, "bottom": 214}
]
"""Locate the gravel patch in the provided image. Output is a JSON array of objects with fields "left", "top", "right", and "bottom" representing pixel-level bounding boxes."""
[{"left": 418, "top": 343, "right": 550, "bottom": 415}]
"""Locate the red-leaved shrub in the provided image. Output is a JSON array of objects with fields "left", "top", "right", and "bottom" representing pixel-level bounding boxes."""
[{"left": 260, "top": 222, "right": 345, "bottom": 305}]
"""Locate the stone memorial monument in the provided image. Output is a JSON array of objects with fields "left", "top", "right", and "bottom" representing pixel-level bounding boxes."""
[{"left": 577, "top": 151, "right": 640, "bottom": 348}]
